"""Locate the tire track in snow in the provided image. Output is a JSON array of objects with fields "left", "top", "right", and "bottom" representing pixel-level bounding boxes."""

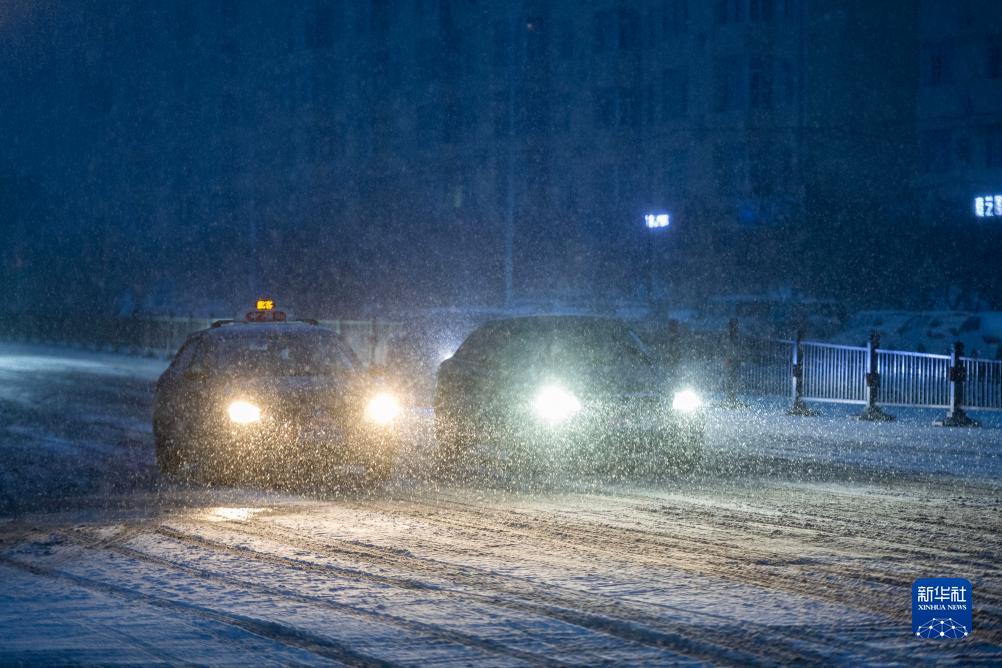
[
  {"left": 169, "top": 516, "right": 896, "bottom": 666},
  {"left": 357, "top": 498, "right": 1002, "bottom": 639},
  {"left": 153, "top": 520, "right": 779, "bottom": 666},
  {"left": 0, "top": 553, "right": 394, "bottom": 668},
  {"left": 98, "top": 540, "right": 576, "bottom": 667}
]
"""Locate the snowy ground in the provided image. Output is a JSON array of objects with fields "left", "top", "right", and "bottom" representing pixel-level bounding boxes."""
[{"left": 0, "top": 343, "right": 1000, "bottom": 665}]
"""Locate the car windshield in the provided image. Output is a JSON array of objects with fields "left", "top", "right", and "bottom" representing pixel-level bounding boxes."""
[
  {"left": 542, "top": 322, "right": 652, "bottom": 372},
  {"left": 195, "top": 330, "right": 356, "bottom": 377},
  {"left": 489, "top": 320, "right": 657, "bottom": 390}
]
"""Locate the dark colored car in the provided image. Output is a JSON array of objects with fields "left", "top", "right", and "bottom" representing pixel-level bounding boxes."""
[
  {"left": 154, "top": 318, "right": 402, "bottom": 485},
  {"left": 434, "top": 315, "right": 705, "bottom": 476}
]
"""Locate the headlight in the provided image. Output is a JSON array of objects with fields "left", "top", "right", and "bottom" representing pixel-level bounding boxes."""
[
  {"left": 227, "top": 400, "right": 261, "bottom": 424},
  {"left": 672, "top": 389, "right": 703, "bottom": 412},
  {"left": 365, "top": 392, "right": 401, "bottom": 425},
  {"left": 533, "top": 385, "right": 581, "bottom": 425}
]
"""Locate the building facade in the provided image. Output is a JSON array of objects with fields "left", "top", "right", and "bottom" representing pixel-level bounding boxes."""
[
  {"left": 916, "top": 0, "right": 1002, "bottom": 223},
  {"left": 2, "top": 1, "right": 933, "bottom": 313}
]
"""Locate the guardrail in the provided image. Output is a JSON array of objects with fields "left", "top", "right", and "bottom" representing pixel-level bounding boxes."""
[
  {"left": 802, "top": 341, "right": 868, "bottom": 405},
  {"left": 711, "top": 328, "right": 1001, "bottom": 425},
  {"left": 877, "top": 349, "right": 951, "bottom": 408}
]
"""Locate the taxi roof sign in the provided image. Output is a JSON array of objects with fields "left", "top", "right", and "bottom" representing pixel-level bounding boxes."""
[
  {"left": 246, "top": 300, "right": 286, "bottom": 322},
  {"left": 246, "top": 309, "right": 286, "bottom": 322}
]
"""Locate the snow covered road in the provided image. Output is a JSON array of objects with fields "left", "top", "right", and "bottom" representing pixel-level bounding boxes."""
[{"left": 1, "top": 344, "right": 1000, "bottom": 665}]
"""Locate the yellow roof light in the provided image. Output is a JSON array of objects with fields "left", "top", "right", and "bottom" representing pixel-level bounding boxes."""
[{"left": 256, "top": 299, "right": 274, "bottom": 311}]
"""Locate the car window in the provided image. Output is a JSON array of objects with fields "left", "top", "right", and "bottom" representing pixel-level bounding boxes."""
[
  {"left": 454, "top": 322, "right": 512, "bottom": 363},
  {"left": 193, "top": 329, "right": 356, "bottom": 376},
  {"left": 167, "top": 335, "right": 202, "bottom": 374},
  {"left": 544, "top": 322, "right": 652, "bottom": 370}
]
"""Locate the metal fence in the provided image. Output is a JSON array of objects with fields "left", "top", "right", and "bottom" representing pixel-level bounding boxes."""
[
  {"left": 801, "top": 342, "right": 868, "bottom": 404},
  {"left": 736, "top": 338, "right": 791, "bottom": 397},
  {"left": 964, "top": 356, "right": 1002, "bottom": 410},
  {"left": 716, "top": 333, "right": 1002, "bottom": 421},
  {"left": 877, "top": 349, "right": 951, "bottom": 408}
]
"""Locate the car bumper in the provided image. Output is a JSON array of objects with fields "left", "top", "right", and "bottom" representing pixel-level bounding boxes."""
[
  {"left": 491, "top": 411, "right": 705, "bottom": 469},
  {"left": 188, "top": 418, "right": 400, "bottom": 478}
]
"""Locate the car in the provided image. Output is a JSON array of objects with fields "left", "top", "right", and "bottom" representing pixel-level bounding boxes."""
[
  {"left": 433, "top": 315, "right": 704, "bottom": 478},
  {"left": 153, "top": 304, "right": 402, "bottom": 486}
]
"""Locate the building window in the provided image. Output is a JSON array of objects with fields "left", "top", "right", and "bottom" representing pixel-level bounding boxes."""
[
  {"left": 924, "top": 46, "right": 951, "bottom": 86},
  {"left": 714, "top": 57, "right": 745, "bottom": 111},
  {"left": 749, "top": 57, "right": 773, "bottom": 109},
  {"left": 750, "top": 0, "right": 774, "bottom": 22},
  {"left": 989, "top": 41, "right": 1002, "bottom": 79},
  {"left": 716, "top": 0, "right": 745, "bottom": 25},
  {"left": 922, "top": 130, "right": 952, "bottom": 172}
]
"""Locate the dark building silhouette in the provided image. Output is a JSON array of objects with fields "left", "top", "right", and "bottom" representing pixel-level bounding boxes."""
[
  {"left": 7, "top": 1, "right": 994, "bottom": 315},
  {"left": 917, "top": 0, "right": 1002, "bottom": 222}
]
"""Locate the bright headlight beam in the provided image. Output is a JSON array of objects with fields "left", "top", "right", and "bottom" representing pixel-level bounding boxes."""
[
  {"left": 672, "top": 389, "right": 703, "bottom": 412},
  {"left": 533, "top": 385, "right": 581, "bottom": 425},
  {"left": 227, "top": 400, "right": 261, "bottom": 424},
  {"left": 365, "top": 392, "right": 401, "bottom": 425}
]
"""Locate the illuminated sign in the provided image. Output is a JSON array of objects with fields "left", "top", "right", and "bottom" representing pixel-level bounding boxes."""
[
  {"left": 974, "top": 195, "right": 1002, "bottom": 218},
  {"left": 644, "top": 213, "right": 670, "bottom": 229},
  {"left": 247, "top": 301, "right": 284, "bottom": 322}
]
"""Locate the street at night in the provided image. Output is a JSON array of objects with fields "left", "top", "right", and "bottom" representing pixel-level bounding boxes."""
[
  {"left": 1, "top": 344, "right": 999, "bottom": 664},
  {"left": 3, "top": 1, "right": 1002, "bottom": 664}
]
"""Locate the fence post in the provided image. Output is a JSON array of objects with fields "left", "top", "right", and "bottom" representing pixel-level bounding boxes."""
[
  {"left": 858, "top": 332, "right": 895, "bottom": 421},
  {"left": 787, "top": 330, "right": 818, "bottom": 416},
  {"left": 721, "top": 318, "right": 747, "bottom": 408},
  {"left": 934, "top": 341, "right": 980, "bottom": 427}
]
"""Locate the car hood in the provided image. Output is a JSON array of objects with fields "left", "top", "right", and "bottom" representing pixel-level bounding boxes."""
[
  {"left": 512, "top": 363, "right": 670, "bottom": 400},
  {"left": 215, "top": 373, "right": 364, "bottom": 411}
]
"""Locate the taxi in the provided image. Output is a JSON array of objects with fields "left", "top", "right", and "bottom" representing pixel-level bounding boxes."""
[{"left": 153, "top": 301, "right": 402, "bottom": 486}]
